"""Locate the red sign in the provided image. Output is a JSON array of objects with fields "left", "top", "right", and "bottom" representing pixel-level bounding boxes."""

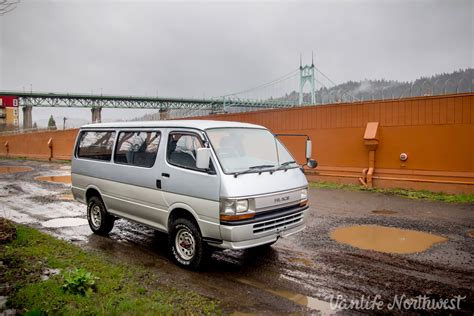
[{"left": 0, "top": 96, "right": 19, "bottom": 108}]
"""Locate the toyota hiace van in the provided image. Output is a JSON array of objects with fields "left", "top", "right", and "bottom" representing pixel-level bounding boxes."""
[{"left": 72, "top": 120, "right": 316, "bottom": 268}]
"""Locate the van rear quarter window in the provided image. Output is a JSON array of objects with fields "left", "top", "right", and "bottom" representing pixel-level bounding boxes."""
[
  {"left": 114, "top": 131, "right": 161, "bottom": 168},
  {"left": 77, "top": 131, "right": 116, "bottom": 161}
]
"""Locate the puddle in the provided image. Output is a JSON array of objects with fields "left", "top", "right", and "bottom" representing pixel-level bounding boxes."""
[
  {"left": 0, "top": 166, "right": 33, "bottom": 174},
  {"left": 371, "top": 209, "right": 398, "bottom": 215},
  {"left": 287, "top": 257, "right": 314, "bottom": 268},
  {"left": 235, "top": 278, "right": 337, "bottom": 315},
  {"left": 330, "top": 225, "right": 447, "bottom": 254},
  {"left": 35, "top": 175, "right": 71, "bottom": 184},
  {"left": 42, "top": 217, "right": 88, "bottom": 228}
]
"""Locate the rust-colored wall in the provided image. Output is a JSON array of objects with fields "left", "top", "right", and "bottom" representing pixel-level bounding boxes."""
[
  {"left": 193, "top": 93, "right": 474, "bottom": 194},
  {"left": 0, "top": 93, "right": 472, "bottom": 193},
  {"left": 0, "top": 129, "right": 78, "bottom": 160}
]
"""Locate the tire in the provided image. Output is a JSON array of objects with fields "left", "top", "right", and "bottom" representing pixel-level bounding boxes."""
[
  {"left": 169, "top": 218, "right": 207, "bottom": 269},
  {"left": 87, "top": 196, "right": 115, "bottom": 235}
]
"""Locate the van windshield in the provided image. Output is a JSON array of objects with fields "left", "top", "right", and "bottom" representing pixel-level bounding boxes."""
[{"left": 206, "top": 128, "right": 297, "bottom": 174}]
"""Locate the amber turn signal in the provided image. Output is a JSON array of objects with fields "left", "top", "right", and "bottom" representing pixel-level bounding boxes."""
[
  {"left": 220, "top": 213, "right": 255, "bottom": 221},
  {"left": 299, "top": 199, "right": 309, "bottom": 207}
]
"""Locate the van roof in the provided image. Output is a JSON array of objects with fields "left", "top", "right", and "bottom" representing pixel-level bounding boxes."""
[{"left": 81, "top": 120, "right": 266, "bottom": 130}]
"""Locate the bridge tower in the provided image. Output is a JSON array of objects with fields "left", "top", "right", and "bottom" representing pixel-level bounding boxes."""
[
  {"left": 91, "top": 107, "right": 102, "bottom": 123},
  {"left": 22, "top": 106, "right": 33, "bottom": 129},
  {"left": 299, "top": 53, "right": 316, "bottom": 105}
]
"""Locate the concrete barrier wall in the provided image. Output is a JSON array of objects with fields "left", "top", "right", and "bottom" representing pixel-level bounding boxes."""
[{"left": 0, "top": 93, "right": 472, "bottom": 193}]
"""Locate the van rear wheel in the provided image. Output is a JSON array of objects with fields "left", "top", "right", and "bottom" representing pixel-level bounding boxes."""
[
  {"left": 87, "top": 196, "right": 114, "bottom": 235},
  {"left": 169, "top": 218, "right": 207, "bottom": 269}
]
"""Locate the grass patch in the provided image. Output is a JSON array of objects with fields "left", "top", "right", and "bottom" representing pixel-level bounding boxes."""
[
  {"left": 1, "top": 224, "right": 220, "bottom": 315},
  {"left": 309, "top": 181, "right": 474, "bottom": 204}
]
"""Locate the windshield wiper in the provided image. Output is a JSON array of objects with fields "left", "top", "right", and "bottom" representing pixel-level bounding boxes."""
[
  {"left": 281, "top": 160, "right": 296, "bottom": 166},
  {"left": 273, "top": 160, "right": 298, "bottom": 172},
  {"left": 233, "top": 164, "right": 275, "bottom": 178}
]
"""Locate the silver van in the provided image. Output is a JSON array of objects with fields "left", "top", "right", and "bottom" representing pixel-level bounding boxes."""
[{"left": 72, "top": 120, "right": 316, "bottom": 268}]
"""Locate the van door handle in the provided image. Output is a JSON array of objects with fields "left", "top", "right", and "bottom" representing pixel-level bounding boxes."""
[{"left": 161, "top": 173, "right": 170, "bottom": 178}]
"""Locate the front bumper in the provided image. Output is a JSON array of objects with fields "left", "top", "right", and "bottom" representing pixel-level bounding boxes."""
[{"left": 213, "top": 205, "right": 308, "bottom": 250}]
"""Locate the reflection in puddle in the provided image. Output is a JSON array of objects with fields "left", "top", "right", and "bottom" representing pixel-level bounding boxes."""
[
  {"left": 35, "top": 175, "right": 71, "bottom": 184},
  {"left": 0, "top": 166, "right": 33, "bottom": 174},
  {"left": 371, "top": 209, "right": 398, "bottom": 215},
  {"left": 331, "top": 225, "right": 447, "bottom": 254},
  {"left": 42, "top": 217, "right": 88, "bottom": 228},
  {"left": 235, "top": 278, "right": 336, "bottom": 315}
]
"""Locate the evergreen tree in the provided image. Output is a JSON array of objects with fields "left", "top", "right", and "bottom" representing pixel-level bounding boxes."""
[{"left": 48, "top": 115, "right": 57, "bottom": 130}]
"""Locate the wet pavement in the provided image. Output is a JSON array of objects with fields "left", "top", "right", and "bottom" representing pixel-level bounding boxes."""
[{"left": 1, "top": 159, "right": 473, "bottom": 314}]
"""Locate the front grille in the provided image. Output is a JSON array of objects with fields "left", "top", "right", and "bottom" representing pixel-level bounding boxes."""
[{"left": 253, "top": 211, "right": 304, "bottom": 234}]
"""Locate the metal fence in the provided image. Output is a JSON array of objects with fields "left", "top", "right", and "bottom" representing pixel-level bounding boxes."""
[
  {"left": 173, "top": 77, "right": 473, "bottom": 119},
  {"left": 313, "top": 77, "right": 473, "bottom": 105},
  {"left": 0, "top": 127, "right": 57, "bottom": 136}
]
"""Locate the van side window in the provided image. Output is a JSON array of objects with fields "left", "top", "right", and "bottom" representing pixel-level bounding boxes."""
[
  {"left": 114, "top": 131, "right": 161, "bottom": 168},
  {"left": 167, "top": 133, "right": 204, "bottom": 170},
  {"left": 77, "top": 131, "right": 116, "bottom": 161}
]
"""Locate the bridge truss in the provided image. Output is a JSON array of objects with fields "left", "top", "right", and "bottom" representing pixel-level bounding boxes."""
[{"left": 0, "top": 91, "right": 296, "bottom": 111}]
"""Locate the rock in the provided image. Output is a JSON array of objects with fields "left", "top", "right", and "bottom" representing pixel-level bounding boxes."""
[
  {"left": 3, "top": 309, "right": 16, "bottom": 316},
  {"left": 0, "top": 296, "right": 7, "bottom": 309}
]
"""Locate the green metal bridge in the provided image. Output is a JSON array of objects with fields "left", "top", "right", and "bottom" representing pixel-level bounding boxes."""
[
  {"left": 0, "top": 91, "right": 295, "bottom": 110},
  {"left": 0, "top": 57, "right": 322, "bottom": 128},
  {"left": 0, "top": 91, "right": 298, "bottom": 128}
]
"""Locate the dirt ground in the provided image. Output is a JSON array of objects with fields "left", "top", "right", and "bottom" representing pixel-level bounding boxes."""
[{"left": 1, "top": 159, "right": 473, "bottom": 315}]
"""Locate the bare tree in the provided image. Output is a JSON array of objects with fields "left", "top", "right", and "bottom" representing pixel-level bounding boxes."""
[{"left": 0, "top": 0, "right": 20, "bottom": 16}]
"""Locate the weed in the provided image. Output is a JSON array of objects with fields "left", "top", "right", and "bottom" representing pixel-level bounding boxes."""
[{"left": 62, "top": 268, "right": 98, "bottom": 296}]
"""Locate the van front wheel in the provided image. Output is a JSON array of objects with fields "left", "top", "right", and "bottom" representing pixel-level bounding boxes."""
[
  {"left": 87, "top": 196, "right": 114, "bottom": 235},
  {"left": 169, "top": 218, "right": 206, "bottom": 269}
]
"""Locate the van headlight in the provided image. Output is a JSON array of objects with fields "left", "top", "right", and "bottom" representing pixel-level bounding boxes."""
[
  {"left": 220, "top": 198, "right": 255, "bottom": 221},
  {"left": 301, "top": 189, "right": 308, "bottom": 201},
  {"left": 300, "top": 188, "right": 309, "bottom": 206}
]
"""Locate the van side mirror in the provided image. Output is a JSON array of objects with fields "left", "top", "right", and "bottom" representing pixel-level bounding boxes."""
[
  {"left": 306, "top": 140, "right": 312, "bottom": 160},
  {"left": 307, "top": 159, "right": 317, "bottom": 169},
  {"left": 196, "top": 148, "right": 211, "bottom": 169}
]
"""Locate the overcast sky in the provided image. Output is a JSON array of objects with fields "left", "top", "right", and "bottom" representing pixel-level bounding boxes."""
[{"left": 0, "top": 0, "right": 472, "bottom": 126}]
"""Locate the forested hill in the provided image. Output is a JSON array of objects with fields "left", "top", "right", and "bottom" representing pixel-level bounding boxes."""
[{"left": 282, "top": 68, "right": 473, "bottom": 103}]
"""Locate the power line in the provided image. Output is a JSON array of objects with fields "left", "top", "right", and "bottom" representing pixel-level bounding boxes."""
[
  {"left": 314, "top": 66, "right": 360, "bottom": 101},
  {"left": 222, "top": 69, "right": 299, "bottom": 97}
]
